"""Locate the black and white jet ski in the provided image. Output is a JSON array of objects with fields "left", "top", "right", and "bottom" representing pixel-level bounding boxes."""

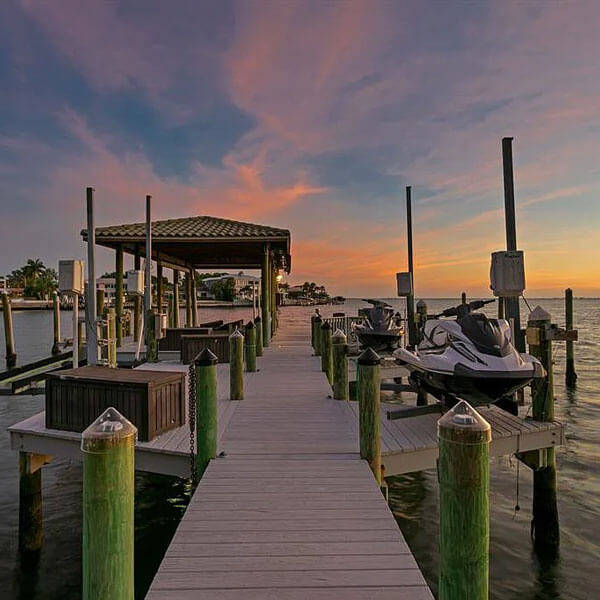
[
  {"left": 353, "top": 299, "right": 403, "bottom": 351},
  {"left": 393, "top": 299, "right": 544, "bottom": 405}
]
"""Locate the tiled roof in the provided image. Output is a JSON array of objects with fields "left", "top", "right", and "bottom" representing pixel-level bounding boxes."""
[{"left": 83, "top": 216, "right": 290, "bottom": 241}]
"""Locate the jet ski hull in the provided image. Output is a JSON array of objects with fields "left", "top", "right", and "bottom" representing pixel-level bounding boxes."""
[{"left": 407, "top": 363, "right": 538, "bottom": 405}]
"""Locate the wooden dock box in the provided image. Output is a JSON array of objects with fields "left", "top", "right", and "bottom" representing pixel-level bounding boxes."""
[
  {"left": 181, "top": 333, "right": 231, "bottom": 364},
  {"left": 159, "top": 327, "right": 210, "bottom": 351},
  {"left": 45, "top": 366, "right": 185, "bottom": 441}
]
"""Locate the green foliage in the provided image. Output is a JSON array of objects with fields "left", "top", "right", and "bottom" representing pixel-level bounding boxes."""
[
  {"left": 211, "top": 278, "right": 236, "bottom": 301},
  {"left": 7, "top": 259, "right": 57, "bottom": 298}
]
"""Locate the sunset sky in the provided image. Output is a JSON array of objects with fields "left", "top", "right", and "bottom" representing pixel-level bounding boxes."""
[{"left": 1, "top": 1, "right": 599, "bottom": 297}]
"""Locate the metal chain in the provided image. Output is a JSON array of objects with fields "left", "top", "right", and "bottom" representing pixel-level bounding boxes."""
[{"left": 188, "top": 362, "right": 198, "bottom": 486}]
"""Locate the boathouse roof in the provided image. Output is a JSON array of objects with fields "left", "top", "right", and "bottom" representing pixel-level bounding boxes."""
[{"left": 81, "top": 215, "right": 291, "bottom": 272}]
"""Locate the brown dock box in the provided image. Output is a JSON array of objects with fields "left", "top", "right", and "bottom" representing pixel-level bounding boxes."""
[
  {"left": 181, "top": 333, "right": 231, "bottom": 365},
  {"left": 45, "top": 366, "right": 185, "bottom": 441}
]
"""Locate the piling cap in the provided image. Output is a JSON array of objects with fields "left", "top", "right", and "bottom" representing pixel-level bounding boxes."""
[
  {"left": 321, "top": 321, "right": 331, "bottom": 330},
  {"left": 416, "top": 299, "right": 427, "bottom": 309},
  {"left": 229, "top": 328, "right": 244, "bottom": 340},
  {"left": 358, "top": 347, "right": 381, "bottom": 366},
  {"left": 332, "top": 329, "right": 347, "bottom": 343},
  {"left": 528, "top": 305, "right": 551, "bottom": 322},
  {"left": 81, "top": 407, "right": 137, "bottom": 453},
  {"left": 245, "top": 320, "right": 255, "bottom": 329},
  {"left": 194, "top": 347, "right": 218, "bottom": 366},
  {"left": 314, "top": 315, "right": 322, "bottom": 323},
  {"left": 254, "top": 315, "right": 261, "bottom": 323},
  {"left": 437, "top": 400, "right": 491, "bottom": 435}
]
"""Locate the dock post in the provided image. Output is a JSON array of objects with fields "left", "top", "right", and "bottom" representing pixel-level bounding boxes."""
[
  {"left": 461, "top": 292, "right": 467, "bottom": 305},
  {"left": 156, "top": 259, "right": 163, "bottom": 316},
  {"left": 314, "top": 315, "right": 322, "bottom": 356},
  {"left": 332, "top": 329, "right": 348, "bottom": 400},
  {"left": 194, "top": 348, "right": 218, "bottom": 478},
  {"left": 115, "top": 245, "right": 124, "bottom": 348},
  {"left": 2, "top": 292, "right": 16, "bottom": 368},
  {"left": 146, "top": 310, "right": 158, "bottom": 363},
  {"left": 96, "top": 288, "right": 104, "bottom": 317},
  {"left": 105, "top": 308, "right": 117, "bottom": 368},
  {"left": 254, "top": 316, "right": 263, "bottom": 357},
  {"left": 527, "top": 306, "right": 559, "bottom": 551},
  {"left": 405, "top": 186, "right": 417, "bottom": 348},
  {"left": 311, "top": 314, "right": 317, "bottom": 351},
  {"left": 133, "top": 251, "right": 141, "bottom": 342},
  {"left": 78, "top": 316, "right": 85, "bottom": 361},
  {"left": 51, "top": 291, "right": 61, "bottom": 355},
  {"left": 416, "top": 299, "right": 427, "bottom": 342},
  {"left": 19, "top": 452, "right": 48, "bottom": 553},
  {"left": 565, "top": 288, "right": 577, "bottom": 386},
  {"left": 320, "top": 321, "right": 333, "bottom": 384},
  {"left": 229, "top": 329, "right": 244, "bottom": 400},
  {"left": 357, "top": 348, "right": 381, "bottom": 484},
  {"left": 172, "top": 270, "right": 180, "bottom": 328},
  {"left": 191, "top": 269, "right": 198, "bottom": 327},
  {"left": 438, "top": 400, "right": 491, "bottom": 600},
  {"left": 498, "top": 296, "right": 504, "bottom": 319},
  {"left": 185, "top": 272, "right": 193, "bottom": 327},
  {"left": 244, "top": 320, "right": 257, "bottom": 372},
  {"left": 261, "top": 244, "right": 271, "bottom": 347},
  {"left": 82, "top": 408, "right": 136, "bottom": 600}
]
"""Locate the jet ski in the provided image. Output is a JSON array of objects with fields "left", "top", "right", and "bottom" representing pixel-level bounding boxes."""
[
  {"left": 354, "top": 299, "right": 403, "bottom": 351},
  {"left": 393, "top": 299, "right": 544, "bottom": 405}
]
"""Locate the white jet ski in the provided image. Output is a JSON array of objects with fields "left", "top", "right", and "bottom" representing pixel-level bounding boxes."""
[{"left": 393, "top": 299, "right": 544, "bottom": 405}]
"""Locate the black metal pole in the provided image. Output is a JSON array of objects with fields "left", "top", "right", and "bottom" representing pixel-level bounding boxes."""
[
  {"left": 406, "top": 186, "right": 417, "bottom": 347},
  {"left": 501, "top": 138, "right": 524, "bottom": 352}
]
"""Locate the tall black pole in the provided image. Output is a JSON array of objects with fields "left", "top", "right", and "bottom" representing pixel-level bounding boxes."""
[
  {"left": 406, "top": 186, "right": 417, "bottom": 347},
  {"left": 86, "top": 187, "right": 97, "bottom": 364},
  {"left": 501, "top": 138, "right": 524, "bottom": 352}
]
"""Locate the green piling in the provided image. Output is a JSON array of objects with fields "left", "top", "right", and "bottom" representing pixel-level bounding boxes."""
[
  {"left": 311, "top": 314, "right": 317, "bottom": 351},
  {"left": 254, "top": 316, "right": 263, "bottom": 357},
  {"left": 461, "top": 292, "right": 467, "bottom": 305},
  {"left": 438, "top": 400, "right": 491, "bottom": 600},
  {"left": 105, "top": 308, "right": 117, "bottom": 368},
  {"left": 320, "top": 321, "right": 333, "bottom": 384},
  {"left": 527, "top": 306, "right": 560, "bottom": 551},
  {"left": 194, "top": 349, "right": 218, "bottom": 478},
  {"left": 244, "top": 320, "right": 257, "bottom": 372},
  {"left": 51, "top": 291, "right": 61, "bottom": 355},
  {"left": 2, "top": 292, "right": 17, "bottom": 368},
  {"left": 565, "top": 288, "right": 577, "bottom": 386},
  {"left": 357, "top": 348, "right": 381, "bottom": 484},
  {"left": 82, "top": 408, "right": 136, "bottom": 600},
  {"left": 96, "top": 288, "right": 104, "bottom": 317},
  {"left": 146, "top": 310, "right": 158, "bottom": 363},
  {"left": 314, "top": 315, "right": 322, "bottom": 356},
  {"left": 332, "top": 329, "right": 348, "bottom": 400},
  {"left": 229, "top": 329, "right": 244, "bottom": 400},
  {"left": 19, "top": 452, "right": 44, "bottom": 553},
  {"left": 115, "top": 246, "right": 124, "bottom": 348}
]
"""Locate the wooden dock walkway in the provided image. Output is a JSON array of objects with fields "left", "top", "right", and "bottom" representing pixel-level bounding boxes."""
[{"left": 145, "top": 318, "right": 434, "bottom": 599}]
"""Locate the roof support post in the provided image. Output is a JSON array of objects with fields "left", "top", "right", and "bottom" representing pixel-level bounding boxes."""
[
  {"left": 261, "top": 244, "right": 271, "bottom": 347},
  {"left": 133, "top": 250, "right": 142, "bottom": 343},
  {"left": 172, "top": 270, "right": 180, "bottom": 328},
  {"left": 185, "top": 272, "right": 193, "bottom": 327},
  {"left": 115, "top": 245, "right": 124, "bottom": 348},
  {"left": 156, "top": 258, "right": 163, "bottom": 316},
  {"left": 191, "top": 269, "right": 198, "bottom": 327}
]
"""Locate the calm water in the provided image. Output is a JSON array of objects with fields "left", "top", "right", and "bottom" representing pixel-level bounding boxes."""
[{"left": 0, "top": 299, "right": 598, "bottom": 599}]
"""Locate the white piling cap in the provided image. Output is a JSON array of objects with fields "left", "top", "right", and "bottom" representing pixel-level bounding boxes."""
[
  {"left": 437, "top": 400, "right": 491, "bottom": 433},
  {"left": 81, "top": 407, "right": 137, "bottom": 452},
  {"left": 332, "top": 329, "right": 347, "bottom": 342},
  {"left": 528, "top": 305, "right": 551, "bottom": 322},
  {"left": 230, "top": 328, "right": 244, "bottom": 340}
]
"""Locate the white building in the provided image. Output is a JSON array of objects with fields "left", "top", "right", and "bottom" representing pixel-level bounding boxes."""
[
  {"left": 202, "top": 272, "right": 260, "bottom": 299},
  {"left": 96, "top": 277, "right": 131, "bottom": 301}
]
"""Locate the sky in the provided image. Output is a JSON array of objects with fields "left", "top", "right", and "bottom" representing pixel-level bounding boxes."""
[{"left": 1, "top": 0, "right": 599, "bottom": 297}]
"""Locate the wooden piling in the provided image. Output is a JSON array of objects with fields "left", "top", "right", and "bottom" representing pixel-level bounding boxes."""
[
  {"left": 185, "top": 272, "right": 193, "bottom": 328},
  {"left": 527, "top": 306, "right": 560, "bottom": 550},
  {"left": 96, "top": 288, "right": 104, "bottom": 317},
  {"left": 146, "top": 310, "right": 158, "bottom": 363},
  {"left": 332, "top": 329, "right": 348, "bottom": 400},
  {"left": 156, "top": 260, "right": 163, "bottom": 316},
  {"left": 82, "top": 408, "right": 136, "bottom": 600},
  {"left": 314, "top": 315, "right": 322, "bottom": 356},
  {"left": 254, "top": 316, "right": 263, "bottom": 357},
  {"left": 261, "top": 245, "right": 271, "bottom": 347},
  {"left": 497, "top": 296, "right": 504, "bottom": 319},
  {"left": 565, "top": 288, "right": 577, "bottom": 386},
  {"left": 105, "top": 308, "right": 117, "bottom": 368},
  {"left": 51, "top": 291, "right": 61, "bottom": 355},
  {"left": 406, "top": 186, "right": 417, "bottom": 348},
  {"left": 194, "top": 349, "right": 218, "bottom": 478},
  {"left": 244, "top": 320, "right": 257, "bottom": 372},
  {"left": 416, "top": 299, "right": 427, "bottom": 341},
  {"left": 133, "top": 252, "right": 142, "bottom": 342},
  {"left": 172, "top": 270, "right": 180, "bottom": 328},
  {"left": 311, "top": 314, "right": 317, "bottom": 351},
  {"left": 168, "top": 293, "right": 175, "bottom": 329},
  {"left": 19, "top": 452, "right": 46, "bottom": 553},
  {"left": 357, "top": 348, "right": 381, "bottom": 484},
  {"left": 438, "top": 400, "right": 491, "bottom": 600},
  {"left": 229, "top": 329, "right": 244, "bottom": 400},
  {"left": 2, "top": 292, "right": 16, "bottom": 368},
  {"left": 461, "top": 292, "right": 467, "bottom": 305},
  {"left": 191, "top": 269, "right": 198, "bottom": 327},
  {"left": 115, "top": 245, "right": 124, "bottom": 348},
  {"left": 320, "top": 321, "right": 333, "bottom": 384}
]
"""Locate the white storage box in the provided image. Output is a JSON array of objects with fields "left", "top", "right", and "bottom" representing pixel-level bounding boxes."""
[
  {"left": 490, "top": 251, "right": 525, "bottom": 297},
  {"left": 58, "top": 260, "right": 84, "bottom": 295}
]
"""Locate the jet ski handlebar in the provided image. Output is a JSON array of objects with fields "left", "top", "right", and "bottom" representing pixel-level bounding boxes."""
[{"left": 431, "top": 299, "right": 496, "bottom": 319}]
